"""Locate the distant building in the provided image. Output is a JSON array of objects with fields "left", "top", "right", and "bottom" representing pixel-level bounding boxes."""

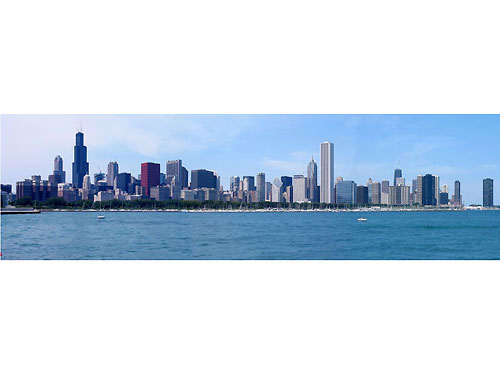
[
  {"left": 483, "top": 178, "right": 494, "bottom": 207},
  {"left": 181, "top": 189, "right": 196, "bottom": 201},
  {"left": 292, "top": 175, "right": 308, "bottom": 203},
  {"left": 48, "top": 155, "right": 66, "bottom": 184},
  {"left": 265, "top": 182, "right": 272, "bottom": 201},
  {"left": 389, "top": 185, "right": 411, "bottom": 206},
  {"left": 150, "top": 186, "right": 171, "bottom": 201},
  {"left": 243, "top": 176, "right": 255, "bottom": 192},
  {"left": 58, "top": 183, "right": 78, "bottom": 202},
  {"left": 115, "top": 173, "right": 132, "bottom": 193},
  {"left": 202, "top": 188, "right": 219, "bottom": 201},
  {"left": 307, "top": 157, "right": 318, "bottom": 202},
  {"left": 371, "top": 182, "right": 381, "bottom": 205},
  {"left": 181, "top": 167, "right": 189, "bottom": 188},
  {"left": 191, "top": 169, "right": 216, "bottom": 189},
  {"left": 395, "top": 177, "right": 405, "bottom": 186},
  {"left": 1, "top": 184, "right": 12, "bottom": 194},
  {"left": 284, "top": 186, "right": 293, "bottom": 203},
  {"left": 167, "top": 160, "right": 188, "bottom": 189},
  {"left": 452, "top": 180, "right": 462, "bottom": 206},
  {"left": 320, "top": 141, "right": 335, "bottom": 204},
  {"left": 381, "top": 180, "right": 390, "bottom": 205},
  {"left": 440, "top": 192, "right": 449, "bottom": 205},
  {"left": 271, "top": 178, "right": 283, "bottom": 203},
  {"left": 94, "top": 172, "right": 106, "bottom": 185},
  {"left": 160, "top": 173, "right": 166, "bottom": 185},
  {"left": 107, "top": 161, "right": 119, "bottom": 187},
  {"left": 356, "top": 185, "right": 369, "bottom": 205},
  {"left": 367, "top": 178, "right": 373, "bottom": 203},
  {"left": 16, "top": 179, "right": 33, "bottom": 200},
  {"left": 141, "top": 162, "right": 161, "bottom": 197},
  {"left": 256, "top": 173, "right": 266, "bottom": 202},
  {"left": 394, "top": 168, "right": 402, "bottom": 186},
  {"left": 336, "top": 180, "right": 357, "bottom": 205},
  {"left": 420, "top": 174, "right": 440, "bottom": 206},
  {"left": 95, "top": 191, "right": 115, "bottom": 202},
  {"left": 230, "top": 176, "right": 240, "bottom": 193},
  {"left": 72, "top": 132, "right": 89, "bottom": 189}
]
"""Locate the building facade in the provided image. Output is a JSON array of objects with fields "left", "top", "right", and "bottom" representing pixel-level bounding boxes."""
[
  {"left": 336, "top": 180, "right": 357, "bottom": 205},
  {"left": 307, "top": 157, "right": 318, "bottom": 202},
  {"left": 191, "top": 169, "right": 217, "bottom": 189},
  {"left": 256, "top": 173, "right": 266, "bottom": 202},
  {"left": 72, "top": 132, "right": 89, "bottom": 189},
  {"left": 107, "top": 162, "right": 119, "bottom": 187},
  {"left": 320, "top": 141, "right": 335, "bottom": 204},
  {"left": 292, "top": 175, "right": 308, "bottom": 203},
  {"left": 483, "top": 178, "right": 494, "bottom": 207},
  {"left": 141, "top": 162, "right": 161, "bottom": 197}
]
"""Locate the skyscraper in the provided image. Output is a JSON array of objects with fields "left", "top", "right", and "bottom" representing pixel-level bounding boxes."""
[
  {"left": 271, "top": 178, "right": 283, "bottom": 203},
  {"left": 356, "top": 186, "right": 369, "bottom": 205},
  {"left": 381, "top": 180, "right": 390, "bottom": 205},
  {"left": 107, "top": 161, "right": 119, "bottom": 187},
  {"left": 452, "top": 180, "right": 462, "bottom": 206},
  {"left": 292, "top": 175, "right": 308, "bottom": 203},
  {"left": 115, "top": 172, "right": 132, "bottom": 193},
  {"left": 243, "top": 176, "right": 255, "bottom": 191},
  {"left": 72, "top": 132, "right": 89, "bottom": 189},
  {"left": 230, "top": 176, "right": 240, "bottom": 193},
  {"left": 483, "top": 178, "right": 494, "bottom": 207},
  {"left": 371, "top": 182, "right": 381, "bottom": 205},
  {"left": 320, "top": 141, "right": 334, "bottom": 204},
  {"left": 49, "top": 155, "right": 66, "bottom": 184},
  {"left": 421, "top": 174, "right": 439, "bottom": 206},
  {"left": 141, "top": 162, "right": 161, "bottom": 196},
  {"left": 256, "top": 173, "right": 266, "bottom": 202},
  {"left": 307, "top": 157, "right": 318, "bottom": 202},
  {"left": 167, "top": 160, "right": 186, "bottom": 188},
  {"left": 82, "top": 174, "right": 91, "bottom": 190},
  {"left": 181, "top": 167, "right": 189, "bottom": 188},
  {"left": 280, "top": 176, "right": 293, "bottom": 202},
  {"left": 394, "top": 168, "right": 402, "bottom": 186}
]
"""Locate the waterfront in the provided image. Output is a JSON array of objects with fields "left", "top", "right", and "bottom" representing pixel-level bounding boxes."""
[{"left": 1, "top": 211, "right": 499, "bottom": 260}]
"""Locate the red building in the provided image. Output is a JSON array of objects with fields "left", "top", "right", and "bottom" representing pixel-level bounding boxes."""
[{"left": 141, "top": 162, "right": 161, "bottom": 197}]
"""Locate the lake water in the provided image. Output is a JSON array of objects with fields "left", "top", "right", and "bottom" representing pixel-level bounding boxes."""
[{"left": 1, "top": 211, "right": 499, "bottom": 260}]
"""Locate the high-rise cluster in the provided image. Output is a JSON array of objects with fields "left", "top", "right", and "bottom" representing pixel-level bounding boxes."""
[{"left": 5, "top": 131, "right": 496, "bottom": 208}]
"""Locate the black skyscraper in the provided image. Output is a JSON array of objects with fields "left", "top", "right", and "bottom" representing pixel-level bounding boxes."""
[
  {"left": 191, "top": 169, "right": 216, "bottom": 189},
  {"left": 394, "top": 168, "right": 402, "bottom": 186},
  {"left": 483, "top": 178, "right": 494, "bottom": 207},
  {"left": 72, "top": 132, "right": 89, "bottom": 188},
  {"left": 422, "top": 174, "right": 437, "bottom": 205}
]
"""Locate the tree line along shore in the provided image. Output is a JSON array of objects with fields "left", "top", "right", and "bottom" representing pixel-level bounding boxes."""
[{"left": 8, "top": 196, "right": 498, "bottom": 211}]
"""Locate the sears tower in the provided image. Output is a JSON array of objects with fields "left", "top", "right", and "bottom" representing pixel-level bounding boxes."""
[{"left": 72, "top": 132, "right": 89, "bottom": 188}]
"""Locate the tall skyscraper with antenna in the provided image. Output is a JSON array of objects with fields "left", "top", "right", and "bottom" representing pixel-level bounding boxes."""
[{"left": 72, "top": 131, "right": 89, "bottom": 189}]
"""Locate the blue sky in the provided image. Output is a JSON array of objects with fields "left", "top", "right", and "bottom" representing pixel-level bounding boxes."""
[{"left": 1, "top": 114, "right": 498, "bottom": 204}]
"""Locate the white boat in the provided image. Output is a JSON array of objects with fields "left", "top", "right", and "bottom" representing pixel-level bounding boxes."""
[
  {"left": 357, "top": 217, "right": 367, "bottom": 222},
  {"left": 98, "top": 215, "right": 105, "bottom": 220}
]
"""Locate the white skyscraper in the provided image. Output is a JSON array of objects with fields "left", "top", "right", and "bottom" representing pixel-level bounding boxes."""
[
  {"left": 320, "top": 141, "right": 334, "bottom": 204},
  {"left": 292, "top": 175, "right": 308, "bottom": 203},
  {"left": 82, "top": 174, "right": 91, "bottom": 191}
]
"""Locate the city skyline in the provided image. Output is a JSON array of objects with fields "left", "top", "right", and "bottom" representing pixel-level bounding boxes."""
[{"left": 1, "top": 114, "right": 499, "bottom": 205}]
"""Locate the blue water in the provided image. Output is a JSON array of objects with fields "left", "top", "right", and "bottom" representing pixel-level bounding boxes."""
[{"left": 1, "top": 211, "right": 499, "bottom": 260}]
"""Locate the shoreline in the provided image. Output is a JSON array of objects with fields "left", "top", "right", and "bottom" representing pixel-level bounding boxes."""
[{"left": 23, "top": 207, "right": 500, "bottom": 213}]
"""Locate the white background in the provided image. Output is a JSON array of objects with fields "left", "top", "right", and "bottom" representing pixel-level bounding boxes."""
[{"left": 1, "top": 1, "right": 500, "bottom": 374}]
